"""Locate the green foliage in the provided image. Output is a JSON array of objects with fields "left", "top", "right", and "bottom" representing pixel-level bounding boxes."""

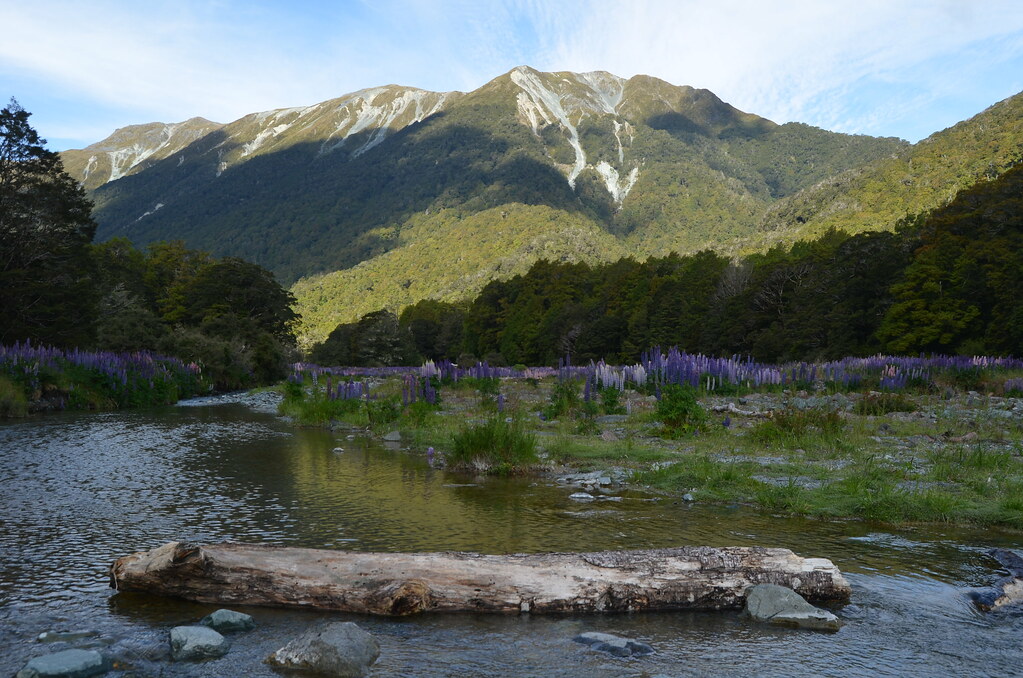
[
  {"left": 655, "top": 384, "right": 708, "bottom": 438},
  {"left": 448, "top": 417, "right": 538, "bottom": 474},
  {"left": 543, "top": 379, "right": 580, "bottom": 420},
  {"left": 1, "top": 99, "right": 98, "bottom": 348},
  {"left": 599, "top": 386, "right": 625, "bottom": 415},
  {"left": 0, "top": 375, "right": 28, "bottom": 417},
  {"left": 310, "top": 310, "right": 418, "bottom": 367},
  {"left": 854, "top": 392, "right": 917, "bottom": 416},
  {"left": 751, "top": 408, "right": 844, "bottom": 445},
  {"left": 366, "top": 396, "right": 402, "bottom": 427}
]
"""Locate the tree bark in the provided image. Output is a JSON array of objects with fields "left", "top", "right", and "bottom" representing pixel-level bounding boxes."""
[{"left": 110, "top": 541, "right": 850, "bottom": 616}]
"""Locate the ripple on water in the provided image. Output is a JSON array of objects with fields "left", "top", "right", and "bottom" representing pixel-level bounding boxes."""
[{"left": 0, "top": 399, "right": 1021, "bottom": 676}]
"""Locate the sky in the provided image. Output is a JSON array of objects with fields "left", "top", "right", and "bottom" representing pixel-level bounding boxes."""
[{"left": 3, "top": 0, "right": 1023, "bottom": 151}]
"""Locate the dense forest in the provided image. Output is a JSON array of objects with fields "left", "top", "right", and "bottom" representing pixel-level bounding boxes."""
[
  {"left": 312, "top": 162, "right": 1023, "bottom": 367},
  {"left": 1, "top": 100, "right": 299, "bottom": 390}
]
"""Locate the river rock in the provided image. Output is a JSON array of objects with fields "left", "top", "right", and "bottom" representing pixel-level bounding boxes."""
[
  {"left": 970, "top": 548, "right": 1023, "bottom": 610},
  {"left": 744, "top": 584, "right": 842, "bottom": 631},
  {"left": 199, "top": 609, "right": 255, "bottom": 633},
  {"left": 573, "top": 631, "right": 654, "bottom": 657},
  {"left": 16, "top": 649, "right": 111, "bottom": 678},
  {"left": 267, "top": 622, "right": 380, "bottom": 677},
  {"left": 382, "top": 430, "right": 401, "bottom": 442},
  {"left": 37, "top": 631, "right": 100, "bottom": 644},
  {"left": 169, "top": 625, "right": 230, "bottom": 661},
  {"left": 569, "top": 492, "right": 595, "bottom": 501}
]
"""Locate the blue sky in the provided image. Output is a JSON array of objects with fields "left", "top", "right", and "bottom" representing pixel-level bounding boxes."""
[{"left": 3, "top": 0, "right": 1023, "bottom": 150}]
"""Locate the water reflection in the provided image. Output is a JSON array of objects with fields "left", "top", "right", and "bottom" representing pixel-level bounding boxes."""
[{"left": 0, "top": 397, "right": 1021, "bottom": 676}]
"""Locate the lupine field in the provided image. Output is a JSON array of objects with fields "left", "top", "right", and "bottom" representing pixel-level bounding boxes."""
[
  {"left": 279, "top": 346, "right": 1023, "bottom": 529},
  {"left": 0, "top": 340, "right": 210, "bottom": 415}
]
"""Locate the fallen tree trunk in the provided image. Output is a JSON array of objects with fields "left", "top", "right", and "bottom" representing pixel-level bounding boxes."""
[{"left": 110, "top": 542, "right": 850, "bottom": 616}]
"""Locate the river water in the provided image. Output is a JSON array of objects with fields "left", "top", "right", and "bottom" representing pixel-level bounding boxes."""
[{"left": 1, "top": 394, "right": 1021, "bottom": 677}]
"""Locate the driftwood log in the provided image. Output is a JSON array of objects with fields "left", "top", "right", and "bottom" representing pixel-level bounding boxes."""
[{"left": 111, "top": 542, "right": 850, "bottom": 616}]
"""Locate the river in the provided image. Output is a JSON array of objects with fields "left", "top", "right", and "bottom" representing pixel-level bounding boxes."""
[{"left": 1, "top": 393, "right": 1021, "bottom": 677}]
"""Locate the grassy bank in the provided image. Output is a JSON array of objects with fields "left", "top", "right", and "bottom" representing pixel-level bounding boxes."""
[
  {"left": 0, "top": 342, "right": 211, "bottom": 415},
  {"left": 281, "top": 357, "right": 1023, "bottom": 530}
]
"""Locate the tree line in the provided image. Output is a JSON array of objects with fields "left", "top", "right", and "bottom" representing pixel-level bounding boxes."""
[
  {"left": 1, "top": 99, "right": 299, "bottom": 389},
  {"left": 314, "top": 161, "right": 1023, "bottom": 366}
]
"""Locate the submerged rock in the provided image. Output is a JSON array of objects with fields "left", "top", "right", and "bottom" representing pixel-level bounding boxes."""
[
  {"left": 267, "top": 622, "right": 380, "bottom": 677},
  {"left": 970, "top": 548, "right": 1023, "bottom": 611},
  {"left": 169, "top": 625, "right": 230, "bottom": 661},
  {"left": 16, "top": 649, "right": 110, "bottom": 678},
  {"left": 36, "top": 631, "right": 100, "bottom": 644},
  {"left": 744, "top": 584, "right": 842, "bottom": 631},
  {"left": 199, "top": 608, "right": 255, "bottom": 633},
  {"left": 574, "top": 631, "right": 654, "bottom": 657}
]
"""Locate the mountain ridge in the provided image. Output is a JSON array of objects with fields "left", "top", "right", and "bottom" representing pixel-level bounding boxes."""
[{"left": 58, "top": 67, "right": 1021, "bottom": 343}]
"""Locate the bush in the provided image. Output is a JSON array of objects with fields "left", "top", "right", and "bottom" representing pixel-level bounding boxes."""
[
  {"left": 854, "top": 392, "right": 917, "bottom": 416},
  {"left": 656, "top": 384, "right": 707, "bottom": 438},
  {"left": 543, "top": 379, "right": 580, "bottom": 420},
  {"left": 752, "top": 407, "right": 844, "bottom": 444},
  {"left": 448, "top": 418, "right": 538, "bottom": 474},
  {"left": 599, "top": 386, "right": 625, "bottom": 415},
  {"left": 0, "top": 375, "right": 27, "bottom": 417}
]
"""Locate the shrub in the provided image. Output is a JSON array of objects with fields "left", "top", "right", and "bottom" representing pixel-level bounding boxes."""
[
  {"left": 656, "top": 384, "right": 707, "bottom": 438},
  {"left": 599, "top": 386, "right": 625, "bottom": 415},
  {"left": 448, "top": 418, "right": 538, "bottom": 474},
  {"left": 543, "top": 379, "right": 580, "bottom": 420},
  {"left": 752, "top": 407, "right": 844, "bottom": 444},
  {"left": 0, "top": 375, "right": 27, "bottom": 417},
  {"left": 854, "top": 392, "right": 917, "bottom": 415}
]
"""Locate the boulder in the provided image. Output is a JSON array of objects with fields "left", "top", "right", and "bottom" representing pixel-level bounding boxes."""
[
  {"left": 970, "top": 548, "right": 1023, "bottom": 610},
  {"left": 267, "top": 622, "right": 380, "bottom": 677},
  {"left": 169, "top": 625, "right": 230, "bottom": 661},
  {"left": 16, "top": 649, "right": 110, "bottom": 678},
  {"left": 744, "top": 583, "right": 842, "bottom": 631},
  {"left": 573, "top": 631, "right": 654, "bottom": 657},
  {"left": 199, "top": 608, "right": 256, "bottom": 633},
  {"left": 381, "top": 431, "right": 401, "bottom": 442}
]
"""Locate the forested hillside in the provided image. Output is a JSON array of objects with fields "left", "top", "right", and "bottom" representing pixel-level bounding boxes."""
[{"left": 311, "top": 163, "right": 1023, "bottom": 366}]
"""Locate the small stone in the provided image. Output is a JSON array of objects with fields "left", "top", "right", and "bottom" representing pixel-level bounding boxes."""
[
  {"left": 569, "top": 492, "right": 595, "bottom": 501},
  {"left": 574, "top": 632, "right": 654, "bottom": 657},
  {"left": 169, "top": 626, "right": 230, "bottom": 661},
  {"left": 744, "top": 584, "right": 842, "bottom": 631},
  {"left": 16, "top": 649, "right": 110, "bottom": 678},
  {"left": 332, "top": 447, "right": 344, "bottom": 453},
  {"left": 382, "top": 430, "right": 401, "bottom": 442},
  {"left": 268, "top": 622, "right": 379, "bottom": 677},
  {"left": 199, "top": 609, "right": 255, "bottom": 633},
  {"left": 682, "top": 493, "right": 695, "bottom": 502}
]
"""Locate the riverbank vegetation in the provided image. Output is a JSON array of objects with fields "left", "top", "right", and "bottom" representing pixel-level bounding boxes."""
[
  {"left": 281, "top": 351, "right": 1023, "bottom": 530},
  {"left": 1, "top": 100, "right": 300, "bottom": 406}
]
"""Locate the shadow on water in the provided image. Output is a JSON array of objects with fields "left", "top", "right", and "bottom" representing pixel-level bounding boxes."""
[{"left": 1, "top": 395, "right": 1021, "bottom": 676}]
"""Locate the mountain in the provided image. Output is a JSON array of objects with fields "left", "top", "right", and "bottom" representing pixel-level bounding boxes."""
[
  {"left": 75, "top": 66, "right": 1022, "bottom": 343},
  {"left": 61, "top": 117, "right": 223, "bottom": 191}
]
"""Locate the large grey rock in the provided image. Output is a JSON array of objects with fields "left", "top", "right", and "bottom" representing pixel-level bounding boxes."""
[
  {"left": 16, "top": 649, "right": 110, "bottom": 678},
  {"left": 267, "top": 622, "right": 380, "bottom": 677},
  {"left": 574, "top": 631, "right": 654, "bottom": 657},
  {"left": 199, "top": 608, "right": 255, "bottom": 633},
  {"left": 169, "top": 625, "right": 230, "bottom": 661},
  {"left": 744, "top": 583, "right": 842, "bottom": 631},
  {"left": 381, "top": 430, "right": 402, "bottom": 442}
]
